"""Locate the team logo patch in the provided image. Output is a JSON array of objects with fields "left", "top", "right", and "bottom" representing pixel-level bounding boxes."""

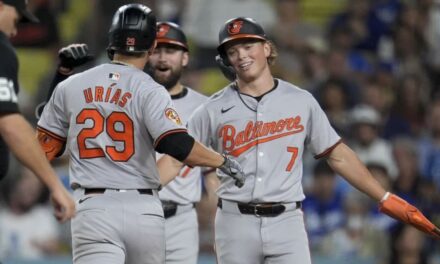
[
  {"left": 109, "top": 72, "right": 120, "bottom": 81},
  {"left": 228, "top": 20, "right": 243, "bottom": 35},
  {"left": 165, "top": 108, "right": 182, "bottom": 125},
  {"left": 126, "top": 37, "right": 136, "bottom": 46},
  {"left": 157, "top": 24, "right": 170, "bottom": 38}
]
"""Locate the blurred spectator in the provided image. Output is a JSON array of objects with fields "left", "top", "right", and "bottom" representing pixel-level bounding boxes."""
[
  {"left": 320, "top": 48, "right": 361, "bottom": 106},
  {"left": 181, "top": 0, "right": 276, "bottom": 69},
  {"left": 328, "top": 0, "right": 388, "bottom": 52},
  {"left": 366, "top": 162, "right": 397, "bottom": 232},
  {"left": 303, "top": 160, "right": 344, "bottom": 250},
  {"left": 319, "top": 191, "right": 389, "bottom": 263},
  {"left": 0, "top": 167, "right": 61, "bottom": 259},
  {"left": 271, "top": 0, "right": 324, "bottom": 83},
  {"left": 419, "top": 98, "right": 440, "bottom": 190},
  {"left": 298, "top": 41, "right": 328, "bottom": 90},
  {"left": 383, "top": 74, "right": 428, "bottom": 139},
  {"left": 156, "top": 0, "right": 186, "bottom": 23},
  {"left": 361, "top": 78, "right": 393, "bottom": 116},
  {"left": 372, "top": 0, "right": 402, "bottom": 29},
  {"left": 389, "top": 225, "right": 429, "bottom": 264},
  {"left": 392, "top": 137, "right": 422, "bottom": 203},
  {"left": 11, "top": 0, "right": 59, "bottom": 49},
  {"left": 349, "top": 104, "right": 398, "bottom": 178},
  {"left": 315, "top": 78, "right": 351, "bottom": 137}
]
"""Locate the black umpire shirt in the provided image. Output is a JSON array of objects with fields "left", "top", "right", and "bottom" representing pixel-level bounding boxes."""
[{"left": 0, "top": 31, "right": 21, "bottom": 180}]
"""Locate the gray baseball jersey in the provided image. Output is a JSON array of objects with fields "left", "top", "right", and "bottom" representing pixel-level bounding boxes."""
[
  {"left": 188, "top": 79, "right": 341, "bottom": 203},
  {"left": 38, "top": 63, "right": 186, "bottom": 190},
  {"left": 158, "top": 88, "right": 207, "bottom": 264},
  {"left": 159, "top": 88, "right": 207, "bottom": 204},
  {"left": 38, "top": 63, "right": 186, "bottom": 264},
  {"left": 188, "top": 79, "right": 340, "bottom": 264}
]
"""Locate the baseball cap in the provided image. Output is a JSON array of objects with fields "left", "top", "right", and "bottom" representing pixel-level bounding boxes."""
[
  {"left": 3, "top": 0, "right": 39, "bottom": 23},
  {"left": 156, "top": 22, "right": 188, "bottom": 51},
  {"left": 350, "top": 105, "right": 381, "bottom": 126}
]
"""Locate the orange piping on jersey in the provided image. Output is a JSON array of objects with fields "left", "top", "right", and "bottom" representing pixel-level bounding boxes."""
[
  {"left": 154, "top": 129, "right": 188, "bottom": 148},
  {"left": 314, "top": 139, "right": 343, "bottom": 159},
  {"left": 229, "top": 130, "right": 303, "bottom": 157},
  {"left": 37, "top": 126, "right": 67, "bottom": 142},
  {"left": 180, "top": 166, "right": 192, "bottom": 178}
]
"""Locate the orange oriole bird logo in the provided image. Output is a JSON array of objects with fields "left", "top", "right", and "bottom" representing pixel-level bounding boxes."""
[
  {"left": 157, "top": 24, "right": 170, "bottom": 38},
  {"left": 165, "top": 108, "right": 182, "bottom": 125},
  {"left": 228, "top": 20, "right": 243, "bottom": 35}
]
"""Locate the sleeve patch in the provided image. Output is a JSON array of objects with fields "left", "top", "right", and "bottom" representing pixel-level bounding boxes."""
[{"left": 165, "top": 108, "right": 182, "bottom": 125}]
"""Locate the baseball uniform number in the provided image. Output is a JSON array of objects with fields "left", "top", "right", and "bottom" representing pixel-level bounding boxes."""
[
  {"left": 285, "top": 147, "right": 299, "bottom": 172},
  {"left": 76, "top": 108, "right": 134, "bottom": 161}
]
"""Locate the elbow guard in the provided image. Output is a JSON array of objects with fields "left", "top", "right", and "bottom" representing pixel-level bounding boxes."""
[{"left": 155, "top": 131, "right": 195, "bottom": 162}]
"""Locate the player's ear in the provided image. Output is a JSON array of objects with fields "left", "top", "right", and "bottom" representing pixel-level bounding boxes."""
[
  {"left": 182, "top": 51, "right": 189, "bottom": 67},
  {"left": 263, "top": 41, "right": 271, "bottom": 59}
]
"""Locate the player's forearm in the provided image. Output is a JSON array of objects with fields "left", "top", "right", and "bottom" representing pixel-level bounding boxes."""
[
  {"left": 326, "top": 142, "right": 386, "bottom": 201},
  {"left": 0, "top": 114, "right": 63, "bottom": 191},
  {"left": 157, "top": 154, "right": 184, "bottom": 186},
  {"left": 184, "top": 141, "right": 224, "bottom": 168}
]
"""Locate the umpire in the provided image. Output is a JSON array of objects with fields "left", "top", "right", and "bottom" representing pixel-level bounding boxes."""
[{"left": 0, "top": 0, "right": 75, "bottom": 222}]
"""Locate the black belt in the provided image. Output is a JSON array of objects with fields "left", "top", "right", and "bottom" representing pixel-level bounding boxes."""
[
  {"left": 84, "top": 188, "right": 153, "bottom": 195},
  {"left": 161, "top": 201, "right": 196, "bottom": 219},
  {"left": 218, "top": 199, "right": 301, "bottom": 217}
]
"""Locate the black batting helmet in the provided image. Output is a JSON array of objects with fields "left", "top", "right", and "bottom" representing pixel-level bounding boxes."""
[
  {"left": 107, "top": 4, "right": 157, "bottom": 58},
  {"left": 156, "top": 22, "right": 188, "bottom": 51},
  {"left": 217, "top": 17, "right": 267, "bottom": 55}
]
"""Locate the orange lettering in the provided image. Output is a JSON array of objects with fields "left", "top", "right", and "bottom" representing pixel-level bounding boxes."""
[
  {"left": 110, "top": 89, "right": 122, "bottom": 104},
  {"left": 219, "top": 125, "right": 236, "bottom": 151},
  {"left": 119, "top": 92, "right": 132, "bottom": 107},
  {"left": 83, "top": 88, "right": 93, "bottom": 103},
  {"left": 95, "top": 86, "right": 104, "bottom": 102},
  {"left": 276, "top": 120, "right": 286, "bottom": 132},
  {"left": 219, "top": 116, "right": 304, "bottom": 156}
]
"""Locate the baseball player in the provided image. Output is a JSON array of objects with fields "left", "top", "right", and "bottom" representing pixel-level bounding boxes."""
[
  {"left": 0, "top": 0, "right": 75, "bottom": 222},
  {"left": 36, "top": 4, "right": 244, "bottom": 264},
  {"left": 148, "top": 22, "right": 208, "bottom": 264},
  {"left": 187, "top": 17, "right": 440, "bottom": 264}
]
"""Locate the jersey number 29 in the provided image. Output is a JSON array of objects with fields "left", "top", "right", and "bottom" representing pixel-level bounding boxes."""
[{"left": 76, "top": 109, "right": 134, "bottom": 162}]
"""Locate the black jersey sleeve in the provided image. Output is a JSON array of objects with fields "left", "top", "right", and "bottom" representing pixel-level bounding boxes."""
[{"left": 0, "top": 35, "right": 20, "bottom": 114}]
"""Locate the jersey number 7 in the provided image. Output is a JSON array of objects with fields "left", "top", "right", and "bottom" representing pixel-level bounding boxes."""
[
  {"left": 286, "top": 146, "right": 299, "bottom": 171},
  {"left": 76, "top": 109, "right": 134, "bottom": 162}
]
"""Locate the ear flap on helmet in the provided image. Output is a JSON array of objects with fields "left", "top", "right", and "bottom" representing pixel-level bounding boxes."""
[{"left": 215, "top": 55, "right": 236, "bottom": 81}]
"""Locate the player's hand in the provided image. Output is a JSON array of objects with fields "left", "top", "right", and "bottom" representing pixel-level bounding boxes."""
[
  {"left": 58, "top": 43, "right": 94, "bottom": 72},
  {"left": 215, "top": 55, "right": 236, "bottom": 82},
  {"left": 379, "top": 192, "right": 440, "bottom": 239},
  {"left": 219, "top": 154, "right": 245, "bottom": 188},
  {"left": 50, "top": 185, "right": 76, "bottom": 223}
]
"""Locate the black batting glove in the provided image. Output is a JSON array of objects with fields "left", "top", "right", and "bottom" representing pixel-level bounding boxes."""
[
  {"left": 58, "top": 43, "right": 94, "bottom": 71},
  {"left": 219, "top": 154, "right": 245, "bottom": 188}
]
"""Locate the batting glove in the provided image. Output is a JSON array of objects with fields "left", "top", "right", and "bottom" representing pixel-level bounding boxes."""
[
  {"left": 379, "top": 192, "right": 440, "bottom": 239},
  {"left": 219, "top": 154, "right": 245, "bottom": 188},
  {"left": 59, "top": 43, "right": 94, "bottom": 70}
]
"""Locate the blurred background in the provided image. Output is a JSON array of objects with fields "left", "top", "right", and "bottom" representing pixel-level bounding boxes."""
[{"left": 1, "top": 0, "right": 440, "bottom": 263}]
